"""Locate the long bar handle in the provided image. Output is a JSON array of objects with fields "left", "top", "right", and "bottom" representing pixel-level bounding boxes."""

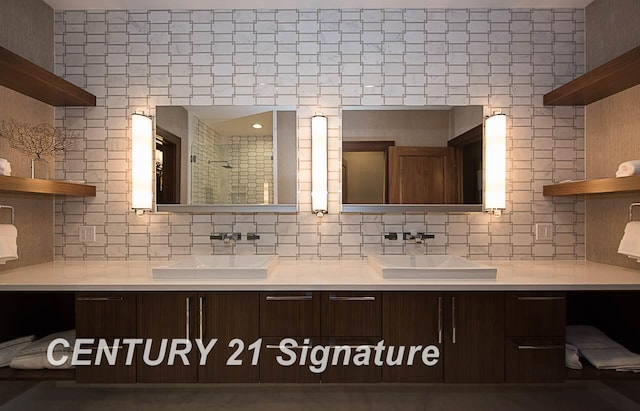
[
  {"left": 437, "top": 296, "right": 443, "bottom": 344},
  {"left": 266, "top": 295, "right": 312, "bottom": 301},
  {"left": 517, "top": 296, "right": 565, "bottom": 301},
  {"left": 76, "top": 297, "right": 124, "bottom": 301},
  {"left": 451, "top": 297, "right": 456, "bottom": 344},
  {"left": 329, "top": 294, "right": 376, "bottom": 301},
  {"left": 517, "top": 345, "right": 564, "bottom": 350},
  {"left": 199, "top": 296, "right": 204, "bottom": 340},
  {"left": 186, "top": 297, "right": 190, "bottom": 339}
]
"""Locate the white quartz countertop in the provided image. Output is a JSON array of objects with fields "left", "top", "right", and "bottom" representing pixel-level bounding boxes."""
[{"left": 0, "top": 259, "right": 640, "bottom": 291}]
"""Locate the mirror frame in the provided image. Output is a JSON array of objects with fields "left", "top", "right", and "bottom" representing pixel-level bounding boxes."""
[
  {"left": 154, "top": 105, "right": 298, "bottom": 214},
  {"left": 340, "top": 105, "right": 486, "bottom": 214}
]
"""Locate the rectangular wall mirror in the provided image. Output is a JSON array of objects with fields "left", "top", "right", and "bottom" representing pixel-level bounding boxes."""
[
  {"left": 155, "top": 105, "right": 297, "bottom": 213},
  {"left": 341, "top": 106, "right": 484, "bottom": 213}
]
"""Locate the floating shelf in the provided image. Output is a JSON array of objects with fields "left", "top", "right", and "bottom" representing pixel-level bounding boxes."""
[
  {"left": 0, "top": 46, "right": 96, "bottom": 107},
  {"left": 543, "top": 176, "right": 640, "bottom": 196},
  {"left": 544, "top": 45, "right": 640, "bottom": 106},
  {"left": 0, "top": 175, "right": 96, "bottom": 197}
]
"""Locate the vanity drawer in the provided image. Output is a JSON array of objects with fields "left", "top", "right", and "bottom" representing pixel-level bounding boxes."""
[
  {"left": 505, "top": 292, "right": 566, "bottom": 337},
  {"left": 320, "top": 337, "right": 382, "bottom": 383},
  {"left": 321, "top": 292, "right": 382, "bottom": 337},
  {"left": 260, "top": 337, "right": 321, "bottom": 383},
  {"left": 75, "top": 292, "right": 137, "bottom": 338},
  {"left": 505, "top": 338, "right": 565, "bottom": 383},
  {"left": 260, "top": 292, "right": 320, "bottom": 337}
]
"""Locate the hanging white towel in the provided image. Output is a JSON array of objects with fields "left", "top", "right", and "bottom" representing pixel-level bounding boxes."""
[
  {"left": 616, "top": 160, "right": 640, "bottom": 177},
  {"left": 618, "top": 221, "right": 640, "bottom": 261},
  {"left": 0, "top": 224, "right": 18, "bottom": 264}
]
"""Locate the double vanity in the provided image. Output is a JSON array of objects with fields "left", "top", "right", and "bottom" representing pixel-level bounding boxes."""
[
  {"left": 151, "top": 254, "right": 497, "bottom": 280},
  {"left": 1, "top": 257, "right": 640, "bottom": 384}
]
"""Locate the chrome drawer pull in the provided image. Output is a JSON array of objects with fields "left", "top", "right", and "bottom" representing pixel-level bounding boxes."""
[
  {"left": 452, "top": 297, "right": 456, "bottom": 344},
  {"left": 517, "top": 345, "right": 564, "bottom": 350},
  {"left": 517, "top": 296, "right": 565, "bottom": 301},
  {"left": 76, "top": 297, "right": 124, "bottom": 301},
  {"left": 265, "top": 295, "right": 312, "bottom": 301},
  {"left": 328, "top": 294, "right": 376, "bottom": 301},
  {"left": 266, "top": 345, "right": 311, "bottom": 350},
  {"left": 186, "top": 297, "right": 190, "bottom": 339},
  {"left": 437, "top": 296, "right": 443, "bottom": 344}
]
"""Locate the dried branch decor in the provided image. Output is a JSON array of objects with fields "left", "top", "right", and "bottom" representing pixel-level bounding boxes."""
[{"left": 0, "top": 120, "right": 77, "bottom": 159}]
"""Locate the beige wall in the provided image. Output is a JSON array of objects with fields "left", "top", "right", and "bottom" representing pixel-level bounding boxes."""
[
  {"left": 449, "top": 106, "right": 483, "bottom": 140},
  {"left": 585, "top": 0, "right": 640, "bottom": 269},
  {"left": 343, "top": 151, "right": 386, "bottom": 204},
  {"left": 342, "top": 110, "right": 451, "bottom": 147},
  {"left": 0, "top": 0, "right": 55, "bottom": 271},
  {"left": 276, "top": 111, "right": 297, "bottom": 204}
]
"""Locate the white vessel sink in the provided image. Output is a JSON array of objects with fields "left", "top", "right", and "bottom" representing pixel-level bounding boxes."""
[
  {"left": 153, "top": 255, "right": 278, "bottom": 279},
  {"left": 367, "top": 254, "right": 497, "bottom": 280}
]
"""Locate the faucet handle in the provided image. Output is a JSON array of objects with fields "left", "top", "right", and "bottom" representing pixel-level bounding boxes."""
[
  {"left": 247, "top": 233, "right": 260, "bottom": 241},
  {"left": 210, "top": 233, "right": 223, "bottom": 240},
  {"left": 384, "top": 232, "right": 398, "bottom": 240}
]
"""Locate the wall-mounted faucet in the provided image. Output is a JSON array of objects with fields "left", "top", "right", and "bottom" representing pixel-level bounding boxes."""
[
  {"left": 403, "top": 232, "right": 435, "bottom": 244},
  {"left": 384, "top": 232, "right": 398, "bottom": 240},
  {"left": 210, "top": 233, "right": 241, "bottom": 245},
  {"left": 247, "top": 233, "right": 260, "bottom": 241}
]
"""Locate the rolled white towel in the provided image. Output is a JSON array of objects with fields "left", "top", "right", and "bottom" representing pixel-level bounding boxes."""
[{"left": 616, "top": 160, "right": 640, "bottom": 177}]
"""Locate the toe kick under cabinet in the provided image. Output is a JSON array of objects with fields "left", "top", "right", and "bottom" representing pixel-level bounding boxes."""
[{"left": 74, "top": 290, "right": 565, "bottom": 384}]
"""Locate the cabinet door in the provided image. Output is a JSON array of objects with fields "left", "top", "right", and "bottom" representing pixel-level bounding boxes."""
[
  {"left": 260, "top": 337, "right": 321, "bottom": 383},
  {"left": 389, "top": 146, "right": 458, "bottom": 204},
  {"left": 321, "top": 291, "right": 381, "bottom": 337},
  {"left": 198, "top": 292, "right": 260, "bottom": 383},
  {"left": 75, "top": 293, "right": 137, "bottom": 383},
  {"left": 382, "top": 292, "right": 443, "bottom": 383},
  {"left": 444, "top": 292, "right": 504, "bottom": 383},
  {"left": 137, "top": 292, "right": 198, "bottom": 383},
  {"left": 320, "top": 337, "right": 382, "bottom": 383}
]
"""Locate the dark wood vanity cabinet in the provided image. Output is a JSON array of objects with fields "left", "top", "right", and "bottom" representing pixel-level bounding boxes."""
[
  {"left": 136, "top": 292, "right": 260, "bottom": 383},
  {"left": 73, "top": 290, "right": 566, "bottom": 384},
  {"left": 505, "top": 292, "right": 566, "bottom": 383},
  {"left": 198, "top": 292, "right": 260, "bottom": 383},
  {"left": 443, "top": 292, "right": 505, "bottom": 383},
  {"left": 75, "top": 292, "right": 137, "bottom": 383},
  {"left": 382, "top": 292, "right": 444, "bottom": 383},
  {"left": 136, "top": 292, "right": 198, "bottom": 383}
]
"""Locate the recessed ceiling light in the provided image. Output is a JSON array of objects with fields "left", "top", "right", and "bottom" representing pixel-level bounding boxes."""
[
  {"left": 364, "top": 85, "right": 376, "bottom": 88},
  {"left": 252, "top": 123, "right": 263, "bottom": 129}
]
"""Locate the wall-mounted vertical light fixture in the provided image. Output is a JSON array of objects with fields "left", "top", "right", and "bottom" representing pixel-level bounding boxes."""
[
  {"left": 311, "top": 114, "right": 328, "bottom": 216},
  {"left": 484, "top": 111, "right": 507, "bottom": 216},
  {"left": 131, "top": 112, "right": 153, "bottom": 216}
]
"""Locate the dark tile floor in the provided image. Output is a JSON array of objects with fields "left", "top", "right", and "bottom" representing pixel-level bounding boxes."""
[{"left": 1, "top": 381, "right": 640, "bottom": 411}]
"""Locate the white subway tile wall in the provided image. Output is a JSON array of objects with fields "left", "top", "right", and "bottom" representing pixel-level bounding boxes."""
[{"left": 54, "top": 8, "right": 585, "bottom": 261}]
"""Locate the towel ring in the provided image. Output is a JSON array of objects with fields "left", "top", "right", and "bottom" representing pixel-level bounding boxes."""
[
  {"left": 0, "top": 205, "right": 14, "bottom": 225},
  {"left": 630, "top": 203, "right": 640, "bottom": 222}
]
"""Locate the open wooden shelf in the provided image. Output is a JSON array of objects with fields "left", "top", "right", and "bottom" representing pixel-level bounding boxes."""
[
  {"left": 0, "top": 46, "right": 96, "bottom": 107},
  {"left": 0, "top": 367, "right": 75, "bottom": 381},
  {"left": 543, "top": 176, "right": 640, "bottom": 196},
  {"left": 0, "top": 175, "right": 96, "bottom": 197},
  {"left": 544, "top": 45, "right": 640, "bottom": 106}
]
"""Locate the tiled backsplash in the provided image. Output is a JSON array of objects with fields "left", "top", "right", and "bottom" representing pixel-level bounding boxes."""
[{"left": 54, "top": 8, "right": 585, "bottom": 261}]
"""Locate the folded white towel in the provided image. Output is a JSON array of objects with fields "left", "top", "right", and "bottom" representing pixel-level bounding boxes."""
[
  {"left": 567, "top": 325, "right": 640, "bottom": 371},
  {"left": 0, "top": 335, "right": 35, "bottom": 367},
  {"left": 566, "top": 344, "right": 582, "bottom": 370},
  {"left": 10, "top": 330, "right": 75, "bottom": 370},
  {"left": 616, "top": 160, "right": 640, "bottom": 177},
  {"left": 0, "top": 224, "right": 18, "bottom": 264},
  {"left": 618, "top": 222, "right": 640, "bottom": 261}
]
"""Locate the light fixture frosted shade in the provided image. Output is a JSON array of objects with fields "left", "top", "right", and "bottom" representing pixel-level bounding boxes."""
[
  {"left": 484, "top": 112, "right": 507, "bottom": 214},
  {"left": 131, "top": 113, "right": 153, "bottom": 211},
  {"left": 311, "top": 115, "right": 328, "bottom": 215}
]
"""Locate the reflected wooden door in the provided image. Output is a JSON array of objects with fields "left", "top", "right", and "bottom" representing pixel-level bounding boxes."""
[{"left": 389, "top": 147, "right": 458, "bottom": 204}]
